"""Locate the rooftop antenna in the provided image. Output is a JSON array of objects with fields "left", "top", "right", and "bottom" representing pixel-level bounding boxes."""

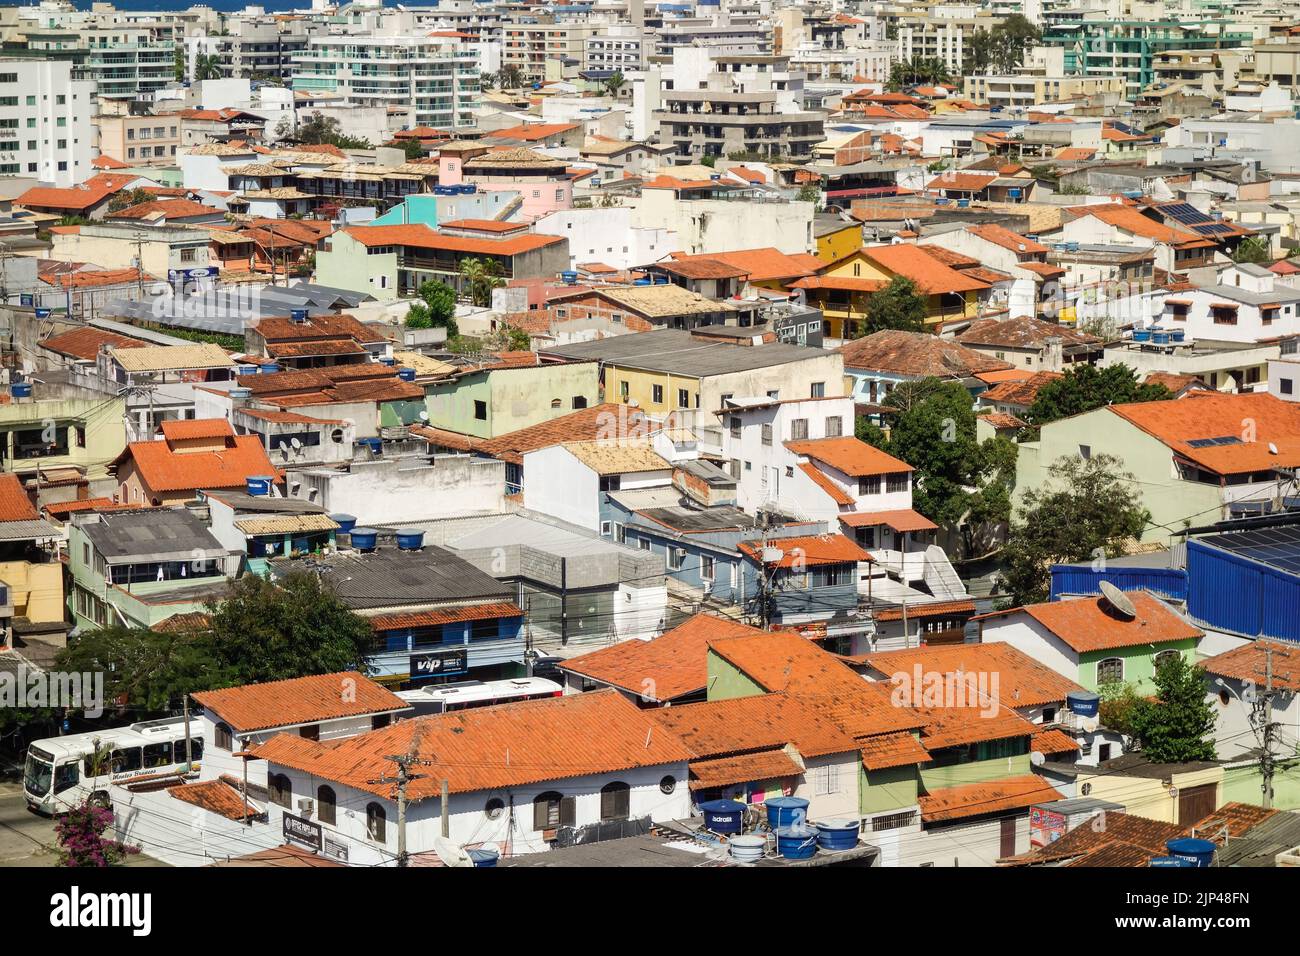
[{"left": 1099, "top": 580, "right": 1137, "bottom": 619}]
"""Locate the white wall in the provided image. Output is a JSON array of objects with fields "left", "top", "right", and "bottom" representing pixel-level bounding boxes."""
[
  {"left": 979, "top": 613, "right": 1079, "bottom": 682},
  {"left": 521, "top": 446, "right": 599, "bottom": 531},
  {"left": 288, "top": 455, "right": 507, "bottom": 525}
]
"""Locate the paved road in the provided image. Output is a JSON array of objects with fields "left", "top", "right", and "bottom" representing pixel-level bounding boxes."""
[{"left": 0, "top": 785, "right": 169, "bottom": 867}]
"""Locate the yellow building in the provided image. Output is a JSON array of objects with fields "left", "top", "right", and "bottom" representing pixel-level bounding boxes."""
[
  {"left": 814, "top": 218, "right": 863, "bottom": 263},
  {"left": 791, "top": 246, "right": 989, "bottom": 338},
  {"left": 0, "top": 474, "right": 66, "bottom": 641}
]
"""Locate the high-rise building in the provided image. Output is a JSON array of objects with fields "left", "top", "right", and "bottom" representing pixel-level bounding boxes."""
[{"left": 0, "top": 58, "right": 95, "bottom": 186}]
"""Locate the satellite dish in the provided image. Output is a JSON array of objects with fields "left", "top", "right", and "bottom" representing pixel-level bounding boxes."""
[
  {"left": 433, "top": 836, "right": 474, "bottom": 868},
  {"left": 1268, "top": 442, "right": 1278, "bottom": 455},
  {"left": 761, "top": 547, "right": 785, "bottom": 564},
  {"left": 1030, "top": 750, "right": 1046, "bottom": 767},
  {"left": 419, "top": 410, "right": 430, "bottom": 421},
  {"left": 290, "top": 437, "right": 302, "bottom": 450},
  {"left": 1099, "top": 580, "right": 1137, "bottom": 619}
]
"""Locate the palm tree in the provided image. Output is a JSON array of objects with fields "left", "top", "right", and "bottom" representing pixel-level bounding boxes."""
[
  {"left": 459, "top": 257, "right": 505, "bottom": 307},
  {"left": 604, "top": 71, "right": 626, "bottom": 99},
  {"left": 496, "top": 65, "right": 523, "bottom": 90},
  {"left": 194, "top": 53, "right": 224, "bottom": 82},
  {"left": 480, "top": 72, "right": 496, "bottom": 92}
]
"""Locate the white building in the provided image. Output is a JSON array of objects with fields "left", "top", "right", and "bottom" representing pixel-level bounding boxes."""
[
  {"left": 1162, "top": 263, "right": 1300, "bottom": 345},
  {"left": 534, "top": 206, "right": 680, "bottom": 270},
  {"left": 0, "top": 58, "right": 95, "bottom": 187},
  {"left": 1201, "top": 639, "right": 1300, "bottom": 762}
]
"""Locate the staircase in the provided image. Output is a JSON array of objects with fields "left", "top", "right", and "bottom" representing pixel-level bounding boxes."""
[{"left": 922, "top": 545, "right": 968, "bottom": 600}]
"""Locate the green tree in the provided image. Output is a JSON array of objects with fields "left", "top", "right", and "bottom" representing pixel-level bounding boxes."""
[
  {"left": 1000, "top": 453, "right": 1149, "bottom": 605},
  {"left": 885, "top": 56, "right": 953, "bottom": 92},
  {"left": 107, "top": 188, "right": 154, "bottom": 213},
  {"left": 990, "top": 14, "right": 1041, "bottom": 73},
  {"left": 389, "top": 138, "right": 426, "bottom": 161},
  {"left": 193, "top": 52, "right": 225, "bottom": 82},
  {"left": 604, "top": 71, "right": 627, "bottom": 99},
  {"left": 795, "top": 182, "right": 822, "bottom": 206},
  {"left": 1130, "top": 654, "right": 1218, "bottom": 763},
  {"left": 173, "top": 45, "right": 187, "bottom": 83},
  {"left": 873, "top": 378, "right": 1018, "bottom": 556},
  {"left": 963, "top": 28, "right": 995, "bottom": 75},
  {"left": 296, "top": 112, "right": 372, "bottom": 149},
  {"left": 1098, "top": 680, "right": 1150, "bottom": 743},
  {"left": 862, "top": 276, "right": 927, "bottom": 335},
  {"left": 55, "top": 802, "right": 139, "bottom": 867},
  {"left": 404, "top": 279, "right": 458, "bottom": 337},
  {"left": 480, "top": 72, "right": 496, "bottom": 92},
  {"left": 1027, "top": 363, "right": 1172, "bottom": 428},
  {"left": 1231, "top": 235, "right": 1272, "bottom": 265},
  {"left": 505, "top": 326, "right": 531, "bottom": 351},
  {"left": 700, "top": 154, "right": 716, "bottom": 168},
  {"left": 459, "top": 256, "right": 505, "bottom": 308},
  {"left": 496, "top": 64, "right": 524, "bottom": 90},
  {"left": 205, "top": 571, "right": 374, "bottom": 684}
]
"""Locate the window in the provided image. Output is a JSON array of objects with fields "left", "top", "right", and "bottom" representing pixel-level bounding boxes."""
[
  {"left": 601, "top": 520, "right": 612, "bottom": 536},
  {"left": 54, "top": 762, "right": 79, "bottom": 794},
  {"left": 366, "top": 802, "right": 387, "bottom": 842},
  {"left": 1042, "top": 706, "right": 1056, "bottom": 723},
  {"left": 600, "top": 781, "right": 630, "bottom": 821},
  {"left": 1079, "top": 444, "right": 1091, "bottom": 460},
  {"left": 810, "top": 382, "right": 825, "bottom": 398},
  {"left": 299, "top": 724, "right": 319, "bottom": 741},
  {"left": 825, "top": 416, "right": 842, "bottom": 437},
  {"left": 179, "top": 247, "right": 196, "bottom": 263},
  {"left": 471, "top": 618, "right": 498, "bottom": 641},
  {"left": 619, "top": 381, "right": 629, "bottom": 401},
  {"left": 372, "top": 713, "right": 391, "bottom": 730},
  {"left": 1096, "top": 657, "right": 1124, "bottom": 685},
  {"left": 214, "top": 722, "right": 233, "bottom": 751},
  {"left": 730, "top": 416, "right": 741, "bottom": 439},
  {"left": 701, "top": 555, "right": 715, "bottom": 580},
  {"left": 572, "top": 395, "right": 587, "bottom": 409},
  {"left": 652, "top": 384, "right": 664, "bottom": 404},
  {"left": 1154, "top": 649, "right": 1182, "bottom": 671},
  {"left": 886, "top": 473, "right": 909, "bottom": 494},
  {"left": 1281, "top": 378, "right": 1294, "bottom": 396},
  {"left": 637, "top": 536, "right": 651, "bottom": 551},
  {"left": 677, "top": 388, "right": 689, "bottom": 409},
  {"left": 317, "top": 785, "right": 336, "bottom": 825},
  {"left": 812, "top": 564, "right": 852, "bottom": 588},
  {"left": 667, "top": 547, "right": 685, "bottom": 570},
  {"left": 474, "top": 400, "right": 487, "bottom": 420},
  {"left": 813, "top": 762, "right": 840, "bottom": 795},
  {"left": 268, "top": 773, "right": 292, "bottom": 808},
  {"left": 761, "top": 423, "right": 772, "bottom": 445},
  {"left": 872, "top": 810, "right": 917, "bottom": 832},
  {"left": 790, "top": 418, "right": 809, "bottom": 440},
  {"left": 533, "top": 790, "right": 574, "bottom": 830}
]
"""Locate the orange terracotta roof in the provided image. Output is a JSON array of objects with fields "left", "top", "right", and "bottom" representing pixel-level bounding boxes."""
[
  {"left": 979, "top": 370, "right": 1064, "bottom": 407},
  {"left": 727, "top": 165, "right": 766, "bottom": 185},
  {"left": 17, "top": 185, "right": 115, "bottom": 211},
  {"left": 863, "top": 244, "right": 991, "bottom": 294},
  {"left": 415, "top": 403, "right": 653, "bottom": 466},
  {"left": 252, "top": 689, "right": 692, "bottom": 798},
  {"left": 1201, "top": 638, "right": 1300, "bottom": 693},
  {"left": 169, "top": 780, "right": 256, "bottom": 822},
  {"left": 788, "top": 275, "right": 888, "bottom": 293},
  {"left": 927, "top": 172, "right": 997, "bottom": 192},
  {"left": 980, "top": 411, "right": 1027, "bottom": 429},
  {"left": 838, "top": 509, "right": 937, "bottom": 533},
  {"left": 191, "top": 671, "right": 409, "bottom": 733},
  {"left": 1032, "top": 729, "right": 1081, "bottom": 755},
  {"left": 708, "top": 631, "right": 925, "bottom": 738},
  {"left": 688, "top": 750, "right": 801, "bottom": 789},
  {"left": 786, "top": 436, "right": 913, "bottom": 477},
  {"left": 841, "top": 329, "right": 1013, "bottom": 378},
  {"left": 981, "top": 591, "right": 1201, "bottom": 653},
  {"left": 346, "top": 224, "right": 564, "bottom": 257},
  {"left": 108, "top": 198, "right": 220, "bottom": 221},
  {"left": 92, "top": 154, "right": 131, "bottom": 169},
  {"left": 967, "top": 223, "right": 1049, "bottom": 255},
  {"left": 41, "top": 327, "right": 148, "bottom": 361},
  {"left": 1075, "top": 203, "right": 1208, "bottom": 246},
  {"left": 1054, "top": 147, "right": 1096, "bottom": 162},
  {"left": 738, "top": 533, "right": 870, "bottom": 568},
  {"left": 860, "top": 731, "right": 932, "bottom": 769},
  {"left": 0, "top": 474, "right": 39, "bottom": 522},
  {"left": 1108, "top": 392, "right": 1300, "bottom": 475},
  {"left": 485, "top": 122, "right": 580, "bottom": 141},
  {"left": 366, "top": 601, "right": 523, "bottom": 632},
  {"left": 43, "top": 268, "right": 148, "bottom": 290},
  {"left": 1142, "top": 371, "right": 1206, "bottom": 394},
  {"left": 561, "top": 613, "right": 764, "bottom": 701},
  {"left": 652, "top": 692, "right": 859, "bottom": 760},
  {"left": 118, "top": 433, "right": 279, "bottom": 494},
  {"left": 919, "top": 774, "right": 1063, "bottom": 823},
  {"left": 159, "top": 418, "right": 235, "bottom": 441},
  {"left": 439, "top": 218, "right": 529, "bottom": 233},
  {"left": 870, "top": 597, "right": 975, "bottom": 623},
  {"left": 856, "top": 642, "right": 1083, "bottom": 707},
  {"left": 798, "top": 462, "right": 854, "bottom": 505}
]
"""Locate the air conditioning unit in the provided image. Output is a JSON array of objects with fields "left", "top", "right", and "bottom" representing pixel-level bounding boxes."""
[{"left": 297, "top": 798, "right": 315, "bottom": 817}]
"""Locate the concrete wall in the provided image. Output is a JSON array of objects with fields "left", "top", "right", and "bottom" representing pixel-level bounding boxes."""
[{"left": 287, "top": 455, "right": 506, "bottom": 524}]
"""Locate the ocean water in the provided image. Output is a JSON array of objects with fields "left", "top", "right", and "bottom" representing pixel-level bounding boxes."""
[{"left": 65, "top": 0, "right": 408, "bottom": 11}]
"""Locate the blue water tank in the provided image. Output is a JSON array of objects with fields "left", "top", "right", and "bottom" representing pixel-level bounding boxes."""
[
  {"left": 397, "top": 367, "right": 416, "bottom": 382},
  {"left": 260, "top": 362, "right": 281, "bottom": 374},
  {"left": 460, "top": 184, "right": 477, "bottom": 194},
  {"left": 290, "top": 308, "right": 309, "bottom": 322},
  {"left": 765, "top": 796, "right": 809, "bottom": 829},
  {"left": 350, "top": 527, "right": 378, "bottom": 551},
  {"left": 9, "top": 383, "right": 32, "bottom": 399},
  {"left": 1171, "top": 329, "right": 1186, "bottom": 343},
  {"left": 230, "top": 387, "right": 253, "bottom": 400},
  {"left": 380, "top": 356, "right": 397, "bottom": 366},
  {"left": 957, "top": 199, "right": 970, "bottom": 208},
  {"left": 774, "top": 826, "right": 819, "bottom": 860},
  {"left": 1009, "top": 188, "right": 1022, "bottom": 198},
  {"left": 1066, "top": 690, "right": 1100, "bottom": 718},
  {"left": 561, "top": 270, "right": 578, "bottom": 284},
  {"left": 654, "top": 275, "right": 669, "bottom": 284},
  {"left": 246, "top": 475, "right": 273, "bottom": 496},
  {"left": 330, "top": 513, "right": 357, "bottom": 533},
  {"left": 395, "top": 528, "right": 425, "bottom": 550},
  {"left": 360, "top": 437, "right": 383, "bottom": 455},
  {"left": 698, "top": 799, "right": 745, "bottom": 834},
  {"left": 815, "top": 818, "right": 861, "bottom": 851},
  {"left": 1152, "top": 331, "right": 1170, "bottom": 345},
  {"left": 1166, "top": 838, "right": 1216, "bottom": 867},
  {"left": 34, "top": 308, "right": 51, "bottom": 319},
  {"left": 1133, "top": 329, "right": 1151, "bottom": 343},
  {"left": 634, "top": 278, "right": 652, "bottom": 286},
  {"left": 434, "top": 185, "right": 451, "bottom": 196},
  {"left": 467, "top": 848, "right": 498, "bottom": 867}
]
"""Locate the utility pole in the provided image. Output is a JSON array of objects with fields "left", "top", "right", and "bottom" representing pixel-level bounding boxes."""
[
  {"left": 1254, "top": 643, "right": 1289, "bottom": 811},
  {"left": 368, "top": 731, "right": 433, "bottom": 868},
  {"left": 182, "top": 694, "right": 193, "bottom": 770}
]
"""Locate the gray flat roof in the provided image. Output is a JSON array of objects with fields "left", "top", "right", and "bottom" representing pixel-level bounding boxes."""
[
  {"left": 81, "top": 508, "right": 227, "bottom": 563},
  {"left": 543, "top": 328, "right": 834, "bottom": 377},
  {"left": 279, "top": 544, "right": 513, "bottom": 609}
]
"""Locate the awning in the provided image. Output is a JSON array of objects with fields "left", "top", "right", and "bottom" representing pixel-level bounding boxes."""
[
  {"left": 838, "top": 509, "right": 938, "bottom": 533},
  {"left": 234, "top": 514, "right": 339, "bottom": 536},
  {"left": 1031, "top": 729, "right": 1081, "bottom": 756},
  {"left": 860, "top": 732, "right": 932, "bottom": 770},
  {"left": 688, "top": 749, "right": 802, "bottom": 790}
]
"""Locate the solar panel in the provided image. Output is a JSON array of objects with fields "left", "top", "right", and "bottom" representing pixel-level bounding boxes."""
[
  {"left": 1186, "top": 435, "right": 1243, "bottom": 448},
  {"left": 1162, "top": 202, "right": 1213, "bottom": 225},
  {"left": 1199, "top": 527, "right": 1300, "bottom": 576},
  {"left": 1193, "top": 223, "right": 1234, "bottom": 236}
]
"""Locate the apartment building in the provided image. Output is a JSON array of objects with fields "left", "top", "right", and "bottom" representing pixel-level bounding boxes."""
[
  {"left": 503, "top": 20, "right": 599, "bottom": 81},
  {"left": 292, "top": 35, "right": 479, "bottom": 130},
  {"left": 187, "top": 16, "right": 326, "bottom": 82},
  {"left": 963, "top": 73, "right": 1125, "bottom": 109},
  {"left": 26, "top": 23, "right": 174, "bottom": 100},
  {"left": 0, "top": 58, "right": 94, "bottom": 186},
  {"left": 97, "top": 109, "right": 182, "bottom": 168}
]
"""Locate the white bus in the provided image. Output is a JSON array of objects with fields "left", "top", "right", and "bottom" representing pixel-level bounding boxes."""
[
  {"left": 23, "top": 717, "right": 203, "bottom": 815},
  {"left": 395, "top": 677, "right": 562, "bottom": 717}
]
